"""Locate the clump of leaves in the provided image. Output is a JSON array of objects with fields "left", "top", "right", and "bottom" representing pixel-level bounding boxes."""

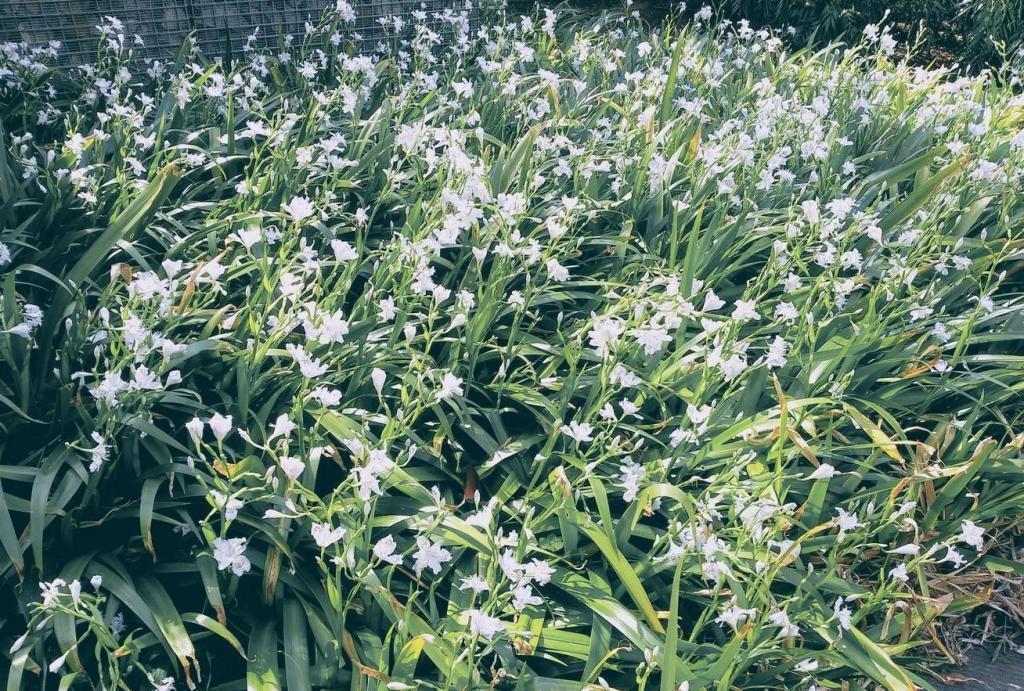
[{"left": 1, "top": 3, "right": 1023, "bottom": 690}]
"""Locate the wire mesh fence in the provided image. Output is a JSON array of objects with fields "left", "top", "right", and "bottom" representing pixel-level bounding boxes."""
[{"left": 0, "top": 0, "right": 477, "bottom": 65}]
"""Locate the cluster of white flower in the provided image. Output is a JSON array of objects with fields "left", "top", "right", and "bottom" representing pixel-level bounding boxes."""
[{"left": 2, "top": 5, "right": 1022, "bottom": 689}]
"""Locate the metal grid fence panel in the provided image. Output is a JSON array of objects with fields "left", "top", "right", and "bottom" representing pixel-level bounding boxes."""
[{"left": 0, "top": 0, "right": 476, "bottom": 65}]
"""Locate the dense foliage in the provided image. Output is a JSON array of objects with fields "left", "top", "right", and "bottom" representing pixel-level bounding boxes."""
[
  {"left": 2, "top": 3, "right": 1024, "bottom": 690},
  {"left": 719, "top": 0, "right": 1024, "bottom": 66},
  {"left": 541, "top": 0, "right": 1024, "bottom": 67}
]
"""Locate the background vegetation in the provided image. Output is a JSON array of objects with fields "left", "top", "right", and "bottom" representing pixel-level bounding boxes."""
[{"left": 515, "top": 0, "right": 1024, "bottom": 67}]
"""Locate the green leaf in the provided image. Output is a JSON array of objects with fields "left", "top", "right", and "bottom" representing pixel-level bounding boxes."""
[
  {"left": 878, "top": 156, "right": 968, "bottom": 231},
  {"left": 837, "top": 626, "right": 916, "bottom": 691},
  {"left": 181, "top": 612, "right": 246, "bottom": 657},
  {"left": 0, "top": 477, "right": 24, "bottom": 575},
  {"left": 30, "top": 450, "right": 66, "bottom": 571},
  {"left": 660, "top": 561, "right": 687, "bottom": 691},
  {"left": 552, "top": 567, "right": 664, "bottom": 652},
  {"left": 136, "top": 575, "right": 199, "bottom": 686},
  {"left": 392, "top": 634, "right": 431, "bottom": 682},
  {"left": 282, "top": 599, "right": 311, "bottom": 691},
  {"left": 5, "top": 645, "right": 32, "bottom": 691},
  {"left": 197, "top": 553, "right": 227, "bottom": 624},
  {"left": 580, "top": 524, "right": 665, "bottom": 634},
  {"left": 35, "top": 162, "right": 182, "bottom": 379},
  {"left": 247, "top": 620, "right": 282, "bottom": 691},
  {"left": 843, "top": 403, "right": 903, "bottom": 462},
  {"left": 140, "top": 477, "right": 162, "bottom": 559},
  {"left": 661, "top": 32, "right": 685, "bottom": 126}
]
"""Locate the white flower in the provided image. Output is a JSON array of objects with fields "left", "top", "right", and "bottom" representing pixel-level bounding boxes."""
[
  {"left": 775, "top": 302, "right": 799, "bottom": 322},
  {"left": 8, "top": 323, "right": 32, "bottom": 339},
  {"left": 286, "top": 343, "right": 328, "bottom": 379},
  {"left": 719, "top": 353, "right": 747, "bottom": 381},
  {"left": 701, "top": 291, "right": 725, "bottom": 312},
  {"left": 371, "top": 367, "right": 386, "bottom": 395},
  {"left": 436, "top": 371, "right": 464, "bottom": 401},
  {"left": 110, "top": 612, "right": 125, "bottom": 639},
  {"left": 465, "top": 499, "right": 496, "bottom": 528},
  {"left": 768, "top": 610, "right": 799, "bottom": 638},
  {"left": 89, "top": 371, "right": 129, "bottom": 406},
  {"left": 212, "top": 537, "right": 251, "bottom": 576},
  {"left": 373, "top": 535, "right": 404, "bottom": 565},
  {"left": 715, "top": 602, "right": 756, "bottom": 630},
  {"left": 958, "top": 520, "right": 984, "bottom": 550},
  {"left": 9, "top": 632, "right": 28, "bottom": 654},
  {"left": 511, "top": 583, "right": 543, "bottom": 611},
  {"left": 40, "top": 578, "right": 66, "bottom": 608},
  {"left": 208, "top": 413, "right": 233, "bottom": 442},
  {"left": 268, "top": 413, "right": 295, "bottom": 442},
  {"left": 66, "top": 132, "right": 87, "bottom": 155},
  {"left": 835, "top": 508, "right": 861, "bottom": 540},
  {"left": 313, "top": 311, "right": 350, "bottom": 346},
  {"left": 86, "top": 432, "right": 109, "bottom": 472},
  {"left": 766, "top": 336, "right": 788, "bottom": 369},
  {"left": 805, "top": 464, "right": 837, "bottom": 480},
  {"left": 309, "top": 386, "right": 342, "bottom": 407},
  {"left": 630, "top": 326, "right": 672, "bottom": 356},
  {"left": 562, "top": 420, "right": 593, "bottom": 443},
  {"left": 545, "top": 258, "right": 569, "bottom": 282},
  {"left": 331, "top": 239, "right": 358, "bottom": 262},
  {"left": 151, "top": 677, "right": 176, "bottom": 691},
  {"left": 795, "top": 659, "right": 818, "bottom": 673},
  {"left": 280, "top": 456, "right": 305, "bottom": 481},
  {"left": 610, "top": 364, "right": 641, "bottom": 388},
  {"left": 235, "top": 226, "right": 262, "bottom": 248},
  {"left": 466, "top": 609, "right": 504, "bottom": 640},
  {"left": 351, "top": 450, "right": 390, "bottom": 501},
  {"left": 499, "top": 550, "right": 525, "bottom": 582},
  {"left": 833, "top": 598, "right": 853, "bottom": 630},
  {"left": 889, "top": 544, "right": 921, "bottom": 556},
  {"left": 587, "top": 315, "right": 624, "bottom": 357},
  {"left": 282, "top": 195, "right": 315, "bottom": 222},
  {"left": 131, "top": 365, "right": 162, "bottom": 391},
  {"left": 801, "top": 200, "right": 820, "bottom": 224},
  {"left": 379, "top": 296, "right": 397, "bottom": 321},
  {"left": 944, "top": 546, "right": 966, "bottom": 567},
  {"left": 889, "top": 563, "right": 909, "bottom": 582},
  {"left": 686, "top": 403, "right": 712, "bottom": 428},
  {"left": 49, "top": 653, "right": 68, "bottom": 673},
  {"left": 909, "top": 304, "right": 933, "bottom": 322},
  {"left": 459, "top": 574, "right": 490, "bottom": 594},
  {"left": 10, "top": 304, "right": 43, "bottom": 339},
  {"left": 279, "top": 273, "right": 303, "bottom": 298},
  {"left": 311, "top": 522, "right": 346, "bottom": 548},
  {"left": 523, "top": 559, "right": 554, "bottom": 585},
  {"left": 731, "top": 299, "right": 760, "bottom": 321},
  {"left": 617, "top": 457, "right": 645, "bottom": 502},
  {"left": 211, "top": 490, "right": 243, "bottom": 520},
  {"left": 335, "top": 0, "right": 356, "bottom": 22},
  {"left": 412, "top": 536, "right": 452, "bottom": 576}
]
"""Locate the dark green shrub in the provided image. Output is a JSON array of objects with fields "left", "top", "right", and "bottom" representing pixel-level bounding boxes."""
[{"left": 720, "top": 0, "right": 1022, "bottom": 65}]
